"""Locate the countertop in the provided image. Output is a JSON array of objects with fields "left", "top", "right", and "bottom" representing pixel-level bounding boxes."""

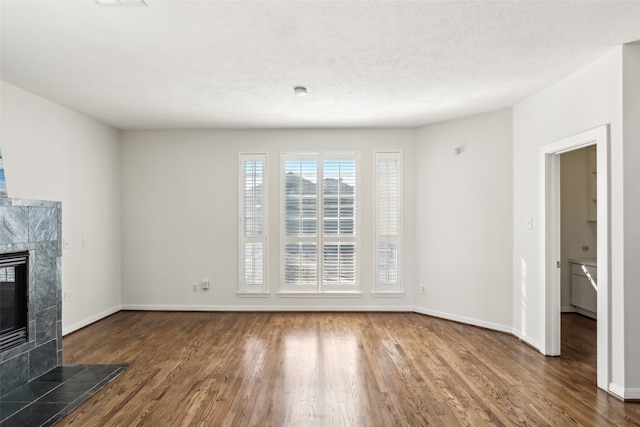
[{"left": 568, "top": 258, "right": 597, "bottom": 267}]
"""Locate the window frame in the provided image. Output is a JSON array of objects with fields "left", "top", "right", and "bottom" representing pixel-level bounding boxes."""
[
  {"left": 238, "top": 153, "right": 268, "bottom": 295},
  {"left": 279, "top": 152, "right": 361, "bottom": 295}
]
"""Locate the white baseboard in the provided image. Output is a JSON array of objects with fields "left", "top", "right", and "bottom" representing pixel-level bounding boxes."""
[
  {"left": 623, "top": 388, "right": 640, "bottom": 399},
  {"left": 609, "top": 383, "right": 625, "bottom": 399},
  {"left": 65, "top": 305, "right": 532, "bottom": 352},
  {"left": 120, "top": 304, "right": 414, "bottom": 312},
  {"left": 413, "top": 307, "right": 513, "bottom": 335},
  {"left": 609, "top": 383, "right": 640, "bottom": 400},
  {"left": 515, "top": 333, "right": 541, "bottom": 352},
  {"left": 62, "top": 305, "right": 121, "bottom": 336},
  {"left": 561, "top": 305, "right": 575, "bottom": 313},
  {"left": 573, "top": 306, "right": 597, "bottom": 320}
]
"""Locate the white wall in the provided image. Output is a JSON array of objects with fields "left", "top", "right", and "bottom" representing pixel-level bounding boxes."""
[
  {"left": 120, "top": 128, "right": 415, "bottom": 310},
  {"left": 413, "top": 109, "right": 514, "bottom": 332},
  {"left": 1, "top": 81, "right": 122, "bottom": 334},
  {"left": 622, "top": 41, "right": 640, "bottom": 395},
  {"left": 513, "top": 48, "right": 626, "bottom": 389},
  {"left": 560, "top": 148, "right": 597, "bottom": 310}
]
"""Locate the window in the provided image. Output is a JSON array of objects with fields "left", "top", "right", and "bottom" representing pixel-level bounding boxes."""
[
  {"left": 281, "top": 153, "right": 359, "bottom": 293},
  {"left": 375, "top": 152, "right": 402, "bottom": 292},
  {"left": 238, "top": 153, "right": 267, "bottom": 293}
]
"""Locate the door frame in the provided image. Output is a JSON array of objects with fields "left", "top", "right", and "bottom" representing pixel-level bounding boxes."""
[{"left": 540, "top": 125, "right": 609, "bottom": 390}]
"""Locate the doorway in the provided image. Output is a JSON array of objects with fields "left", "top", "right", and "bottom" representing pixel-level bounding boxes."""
[
  {"left": 559, "top": 146, "right": 598, "bottom": 377},
  {"left": 540, "top": 125, "right": 609, "bottom": 391}
]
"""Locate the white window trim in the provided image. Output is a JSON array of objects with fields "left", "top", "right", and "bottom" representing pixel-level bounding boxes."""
[
  {"left": 372, "top": 151, "right": 403, "bottom": 294},
  {"left": 279, "top": 152, "right": 361, "bottom": 295},
  {"left": 238, "top": 153, "right": 268, "bottom": 295}
]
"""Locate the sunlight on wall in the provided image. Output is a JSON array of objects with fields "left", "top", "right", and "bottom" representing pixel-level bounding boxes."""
[{"left": 520, "top": 258, "right": 528, "bottom": 338}]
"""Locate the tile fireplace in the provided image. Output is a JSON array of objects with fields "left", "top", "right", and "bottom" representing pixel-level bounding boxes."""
[{"left": 0, "top": 198, "right": 62, "bottom": 397}]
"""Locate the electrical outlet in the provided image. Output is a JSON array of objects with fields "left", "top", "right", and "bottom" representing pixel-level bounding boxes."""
[
  {"left": 420, "top": 284, "right": 426, "bottom": 295},
  {"left": 63, "top": 290, "right": 72, "bottom": 301},
  {"left": 192, "top": 283, "right": 198, "bottom": 292}
]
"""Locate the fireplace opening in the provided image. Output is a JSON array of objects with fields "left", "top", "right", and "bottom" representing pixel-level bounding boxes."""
[{"left": 0, "top": 251, "right": 29, "bottom": 353}]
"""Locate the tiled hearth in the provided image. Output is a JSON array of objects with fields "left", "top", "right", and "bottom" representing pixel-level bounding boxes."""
[{"left": 0, "top": 364, "right": 128, "bottom": 426}]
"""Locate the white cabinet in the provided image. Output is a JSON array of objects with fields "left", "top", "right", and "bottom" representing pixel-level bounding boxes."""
[{"left": 569, "top": 259, "right": 597, "bottom": 319}]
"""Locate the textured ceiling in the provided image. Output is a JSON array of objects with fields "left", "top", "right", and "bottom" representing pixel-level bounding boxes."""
[{"left": 2, "top": 0, "right": 640, "bottom": 130}]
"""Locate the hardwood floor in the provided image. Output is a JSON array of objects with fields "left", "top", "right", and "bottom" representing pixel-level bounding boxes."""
[{"left": 60, "top": 312, "right": 640, "bottom": 426}]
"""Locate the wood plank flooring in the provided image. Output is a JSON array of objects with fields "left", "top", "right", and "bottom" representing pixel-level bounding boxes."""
[{"left": 59, "top": 312, "right": 640, "bottom": 426}]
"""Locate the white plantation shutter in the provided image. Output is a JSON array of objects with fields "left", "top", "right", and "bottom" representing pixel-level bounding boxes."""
[
  {"left": 322, "top": 160, "right": 356, "bottom": 286},
  {"left": 239, "top": 154, "right": 267, "bottom": 292},
  {"left": 281, "top": 153, "right": 359, "bottom": 292},
  {"left": 284, "top": 243, "right": 317, "bottom": 285},
  {"left": 284, "top": 159, "right": 318, "bottom": 238},
  {"left": 283, "top": 157, "right": 318, "bottom": 287},
  {"left": 375, "top": 152, "right": 401, "bottom": 290}
]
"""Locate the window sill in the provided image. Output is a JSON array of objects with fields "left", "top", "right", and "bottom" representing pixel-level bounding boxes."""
[
  {"left": 277, "top": 291, "right": 363, "bottom": 298},
  {"left": 370, "top": 291, "right": 406, "bottom": 298},
  {"left": 236, "top": 292, "right": 271, "bottom": 298}
]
